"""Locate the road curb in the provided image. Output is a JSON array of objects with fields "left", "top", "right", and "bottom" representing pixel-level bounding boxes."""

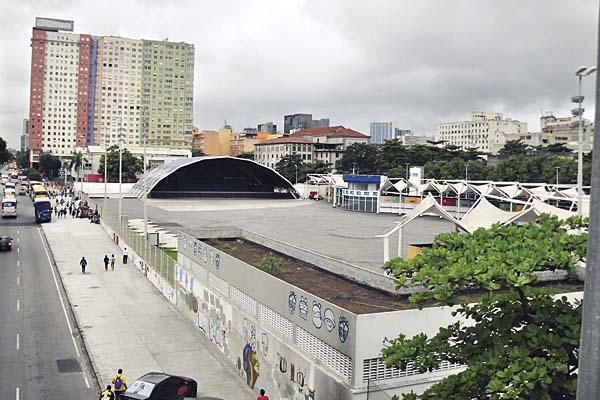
[{"left": 38, "top": 225, "right": 103, "bottom": 393}]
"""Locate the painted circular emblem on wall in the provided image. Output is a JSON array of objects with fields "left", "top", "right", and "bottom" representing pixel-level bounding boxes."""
[
  {"left": 193, "top": 242, "right": 198, "bottom": 256},
  {"left": 338, "top": 316, "right": 350, "bottom": 343},
  {"left": 312, "top": 301, "right": 322, "bottom": 329},
  {"left": 299, "top": 296, "right": 308, "bottom": 320},
  {"left": 192, "top": 296, "right": 198, "bottom": 313},
  {"left": 203, "top": 248, "right": 208, "bottom": 264},
  {"left": 215, "top": 254, "right": 221, "bottom": 270},
  {"left": 323, "top": 308, "right": 336, "bottom": 332},
  {"left": 288, "top": 291, "right": 297, "bottom": 314}
]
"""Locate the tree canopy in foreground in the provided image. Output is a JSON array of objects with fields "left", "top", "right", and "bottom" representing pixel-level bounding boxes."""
[{"left": 382, "top": 215, "right": 587, "bottom": 399}]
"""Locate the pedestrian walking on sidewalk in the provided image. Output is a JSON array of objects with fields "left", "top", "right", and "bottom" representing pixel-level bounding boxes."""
[
  {"left": 122, "top": 248, "right": 128, "bottom": 265},
  {"left": 99, "top": 385, "right": 115, "bottom": 400},
  {"left": 257, "top": 389, "right": 269, "bottom": 400},
  {"left": 80, "top": 256, "right": 88, "bottom": 274},
  {"left": 104, "top": 255, "right": 110, "bottom": 271},
  {"left": 111, "top": 254, "right": 116, "bottom": 271},
  {"left": 112, "top": 369, "right": 128, "bottom": 399}
]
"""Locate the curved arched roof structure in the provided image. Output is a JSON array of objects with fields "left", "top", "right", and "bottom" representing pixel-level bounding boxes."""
[{"left": 130, "top": 156, "right": 299, "bottom": 199}]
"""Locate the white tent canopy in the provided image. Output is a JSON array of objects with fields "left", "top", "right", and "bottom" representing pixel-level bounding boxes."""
[
  {"left": 498, "top": 184, "right": 531, "bottom": 199},
  {"left": 460, "top": 196, "right": 523, "bottom": 233}
]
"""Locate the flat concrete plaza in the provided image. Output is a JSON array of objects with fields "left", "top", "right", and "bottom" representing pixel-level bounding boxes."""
[{"left": 101, "top": 198, "right": 456, "bottom": 272}]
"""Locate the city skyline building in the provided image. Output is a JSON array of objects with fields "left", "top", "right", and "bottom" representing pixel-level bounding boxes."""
[
  {"left": 435, "top": 112, "right": 528, "bottom": 154},
  {"left": 369, "top": 121, "right": 412, "bottom": 144},
  {"left": 283, "top": 113, "right": 330, "bottom": 133},
  {"left": 257, "top": 121, "right": 277, "bottom": 134},
  {"left": 21, "top": 118, "right": 29, "bottom": 152},
  {"left": 27, "top": 17, "right": 194, "bottom": 162}
]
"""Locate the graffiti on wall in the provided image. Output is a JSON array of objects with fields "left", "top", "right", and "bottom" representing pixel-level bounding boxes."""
[
  {"left": 194, "top": 285, "right": 232, "bottom": 353},
  {"left": 277, "top": 353, "right": 316, "bottom": 400},
  {"left": 242, "top": 343, "right": 260, "bottom": 389}
]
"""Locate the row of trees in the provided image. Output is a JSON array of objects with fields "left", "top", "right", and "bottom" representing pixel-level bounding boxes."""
[{"left": 335, "top": 140, "right": 592, "bottom": 185}]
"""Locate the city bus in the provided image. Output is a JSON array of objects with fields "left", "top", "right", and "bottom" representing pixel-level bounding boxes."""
[
  {"left": 32, "top": 186, "right": 48, "bottom": 202},
  {"left": 34, "top": 197, "right": 52, "bottom": 223}
]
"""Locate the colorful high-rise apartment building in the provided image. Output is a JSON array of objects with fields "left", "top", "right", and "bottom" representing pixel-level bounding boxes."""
[{"left": 28, "top": 17, "right": 194, "bottom": 162}]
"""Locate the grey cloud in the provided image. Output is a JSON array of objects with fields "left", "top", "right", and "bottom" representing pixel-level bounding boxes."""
[{"left": 0, "top": 0, "right": 597, "bottom": 148}]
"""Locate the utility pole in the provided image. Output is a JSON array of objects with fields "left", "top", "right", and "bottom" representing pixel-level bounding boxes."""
[
  {"left": 576, "top": 9, "right": 600, "bottom": 397},
  {"left": 118, "top": 116, "right": 123, "bottom": 221}
]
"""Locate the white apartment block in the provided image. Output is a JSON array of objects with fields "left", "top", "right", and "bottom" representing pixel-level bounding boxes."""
[
  {"left": 41, "top": 31, "right": 81, "bottom": 157},
  {"left": 96, "top": 37, "right": 143, "bottom": 147},
  {"left": 254, "top": 138, "right": 313, "bottom": 170},
  {"left": 436, "top": 112, "right": 528, "bottom": 154}
]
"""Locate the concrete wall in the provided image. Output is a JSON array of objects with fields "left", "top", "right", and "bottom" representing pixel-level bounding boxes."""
[{"left": 177, "top": 231, "right": 356, "bottom": 400}]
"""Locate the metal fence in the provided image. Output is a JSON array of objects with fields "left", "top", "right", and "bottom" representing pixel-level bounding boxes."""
[{"left": 94, "top": 198, "right": 176, "bottom": 286}]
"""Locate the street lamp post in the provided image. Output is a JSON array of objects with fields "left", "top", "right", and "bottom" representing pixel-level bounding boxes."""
[
  {"left": 465, "top": 162, "right": 469, "bottom": 181},
  {"left": 405, "top": 163, "right": 409, "bottom": 180},
  {"left": 103, "top": 129, "right": 108, "bottom": 216},
  {"left": 294, "top": 164, "right": 298, "bottom": 185},
  {"left": 118, "top": 116, "right": 123, "bottom": 221},
  {"left": 573, "top": 65, "right": 596, "bottom": 216},
  {"left": 555, "top": 166, "right": 560, "bottom": 186},
  {"left": 137, "top": 104, "right": 148, "bottom": 244}
]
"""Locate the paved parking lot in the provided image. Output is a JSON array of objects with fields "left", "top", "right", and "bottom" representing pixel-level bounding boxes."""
[{"left": 100, "top": 198, "right": 456, "bottom": 272}]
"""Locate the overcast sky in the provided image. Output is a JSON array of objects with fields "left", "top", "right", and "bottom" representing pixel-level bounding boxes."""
[{"left": 0, "top": 0, "right": 598, "bottom": 149}]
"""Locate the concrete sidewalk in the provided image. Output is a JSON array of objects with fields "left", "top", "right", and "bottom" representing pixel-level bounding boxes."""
[{"left": 42, "top": 217, "right": 254, "bottom": 400}]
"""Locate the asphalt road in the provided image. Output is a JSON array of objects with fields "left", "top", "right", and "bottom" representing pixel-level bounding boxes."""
[{"left": 0, "top": 192, "right": 95, "bottom": 400}]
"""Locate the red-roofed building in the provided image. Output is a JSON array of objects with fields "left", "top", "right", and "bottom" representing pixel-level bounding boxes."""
[{"left": 254, "top": 126, "right": 368, "bottom": 170}]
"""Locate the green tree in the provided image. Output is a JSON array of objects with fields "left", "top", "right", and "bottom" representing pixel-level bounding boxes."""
[
  {"left": 38, "top": 152, "right": 61, "bottom": 177},
  {"left": 498, "top": 140, "right": 529, "bottom": 158},
  {"left": 382, "top": 215, "right": 587, "bottom": 399},
  {"left": 336, "top": 142, "right": 379, "bottom": 174},
  {"left": 423, "top": 159, "right": 490, "bottom": 180},
  {"left": 191, "top": 149, "right": 205, "bottom": 157},
  {"left": 24, "top": 168, "right": 41, "bottom": 181},
  {"left": 275, "top": 153, "right": 303, "bottom": 183},
  {"left": 300, "top": 160, "right": 332, "bottom": 181},
  {"left": 237, "top": 151, "right": 254, "bottom": 160},
  {"left": 0, "top": 137, "right": 13, "bottom": 164},
  {"left": 15, "top": 151, "right": 29, "bottom": 169},
  {"left": 98, "top": 145, "right": 143, "bottom": 181}
]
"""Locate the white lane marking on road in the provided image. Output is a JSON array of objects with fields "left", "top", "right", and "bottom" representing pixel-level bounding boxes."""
[
  {"left": 17, "top": 247, "right": 19, "bottom": 254},
  {"left": 83, "top": 374, "right": 90, "bottom": 388},
  {"left": 16, "top": 387, "right": 19, "bottom": 400},
  {"left": 16, "top": 334, "right": 19, "bottom": 350},
  {"left": 16, "top": 300, "right": 19, "bottom": 312},
  {"left": 17, "top": 260, "right": 19, "bottom": 267},
  {"left": 38, "top": 228, "right": 81, "bottom": 358},
  {"left": 17, "top": 276, "right": 20, "bottom": 285}
]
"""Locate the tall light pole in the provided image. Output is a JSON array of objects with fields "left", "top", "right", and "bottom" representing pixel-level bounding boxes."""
[
  {"left": 555, "top": 166, "right": 560, "bottom": 186},
  {"left": 405, "top": 163, "right": 409, "bottom": 180},
  {"left": 294, "top": 163, "right": 298, "bottom": 185},
  {"left": 137, "top": 104, "right": 148, "bottom": 243},
  {"left": 573, "top": 65, "right": 596, "bottom": 216},
  {"left": 465, "top": 162, "right": 469, "bottom": 181},
  {"left": 103, "top": 128, "right": 108, "bottom": 215},
  {"left": 118, "top": 115, "right": 123, "bottom": 221}
]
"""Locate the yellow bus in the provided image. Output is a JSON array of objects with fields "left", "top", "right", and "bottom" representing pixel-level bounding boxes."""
[{"left": 32, "top": 186, "right": 48, "bottom": 202}]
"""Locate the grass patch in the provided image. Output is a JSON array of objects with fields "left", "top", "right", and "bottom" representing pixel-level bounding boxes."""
[{"left": 160, "top": 247, "right": 178, "bottom": 261}]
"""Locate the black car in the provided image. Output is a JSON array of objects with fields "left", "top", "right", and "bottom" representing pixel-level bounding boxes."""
[
  {"left": 121, "top": 373, "right": 197, "bottom": 400},
  {"left": 0, "top": 236, "right": 12, "bottom": 251}
]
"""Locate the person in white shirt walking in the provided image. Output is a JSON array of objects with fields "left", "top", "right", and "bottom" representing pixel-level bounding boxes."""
[{"left": 122, "top": 248, "right": 128, "bottom": 264}]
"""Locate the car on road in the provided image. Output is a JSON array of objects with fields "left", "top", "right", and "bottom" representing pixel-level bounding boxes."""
[
  {"left": 0, "top": 236, "right": 13, "bottom": 251},
  {"left": 120, "top": 372, "right": 197, "bottom": 400},
  {"left": 18, "top": 186, "right": 26, "bottom": 196}
]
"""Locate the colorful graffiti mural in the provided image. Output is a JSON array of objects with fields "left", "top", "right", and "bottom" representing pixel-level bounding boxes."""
[{"left": 243, "top": 343, "right": 260, "bottom": 389}]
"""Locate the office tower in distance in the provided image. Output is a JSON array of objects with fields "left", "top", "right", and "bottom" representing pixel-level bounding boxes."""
[
  {"left": 283, "top": 114, "right": 329, "bottom": 133},
  {"left": 21, "top": 119, "right": 29, "bottom": 152},
  {"left": 369, "top": 122, "right": 412, "bottom": 144},
  {"left": 257, "top": 122, "right": 277, "bottom": 134},
  {"left": 27, "top": 17, "right": 194, "bottom": 162}
]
